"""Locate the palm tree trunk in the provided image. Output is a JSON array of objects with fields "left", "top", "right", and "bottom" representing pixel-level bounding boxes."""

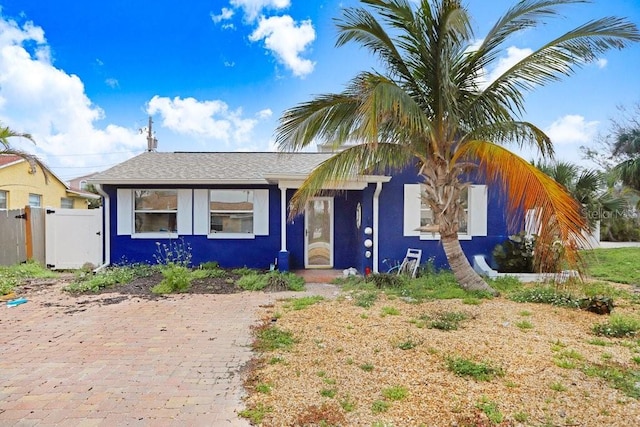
[{"left": 441, "top": 233, "right": 498, "bottom": 295}]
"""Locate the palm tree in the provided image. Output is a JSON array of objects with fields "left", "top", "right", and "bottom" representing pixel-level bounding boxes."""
[
  {"left": 275, "top": 0, "right": 639, "bottom": 294},
  {"left": 613, "top": 128, "right": 640, "bottom": 191},
  {"left": 0, "top": 123, "right": 48, "bottom": 182},
  {"left": 536, "top": 160, "right": 627, "bottom": 229}
]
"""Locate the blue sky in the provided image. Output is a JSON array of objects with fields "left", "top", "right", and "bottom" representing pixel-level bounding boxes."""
[{"left": 1, "top": 0, "right": 639, "bottom": 182}]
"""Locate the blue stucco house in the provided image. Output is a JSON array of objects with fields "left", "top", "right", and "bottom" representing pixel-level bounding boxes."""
[{"left": 90, "top": 151, "right": 510, "bottom": 273}]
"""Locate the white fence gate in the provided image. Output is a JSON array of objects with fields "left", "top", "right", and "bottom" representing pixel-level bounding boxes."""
[{"left": 45, "top": 208, "right": 103, "bottom": 270}]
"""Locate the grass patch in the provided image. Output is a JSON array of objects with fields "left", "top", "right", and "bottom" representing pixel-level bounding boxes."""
[
  {"left": 381, "top": 306, "right": 400, "bottom": 316},
  {"left": 549, "top": 381, "right": 567, "bottom": 392},
  {"left": 320, "top": 388, "right": 337, "bottom": 398},
  {"left": 446, "top": 356, "right": 504, "bottom": 381},
  {"left": 65, "top": 264, "right": 153, "bottom": 293},
  {"left": 476, "top": 396, "right": 503, "bottom": 424},
  {"left": 382, "top": 386, "right": 408, "bottom": 401},
  {"left": 1, "top": 261, "right": 58, "bottom": 295},
  {"left": 582, "top": 363, "right": 640, "bottom": 399},
  {"left": 515, "top": 320, "right": 534, "bottom": 331},
  {"left": 284, "top": 295, "right": 324, "bottom": 310},
  {"left": 237, "top": 271, "right": 304, "bottom": 291},
  {"left": 239, "top": 403, "right": 272, "bottom": 424},
  {"left": 253, "top": 326, "right": 296, "bottom": 352},
  {"left": 255, "top": 383, "right": 272, "bottom": 394},
  {"left": 510, "top": 286, "right": 580, "bottom": 308},
  {"left": 152, "top": 264, "right": 191, "bottom": 294},
  {"left": 583, "top": 248, "right": 640, "bottom": 284},
  {"left": 360, "top": 363, "right": 374, "bottom": 372},
  {"left": 354, "top": 290, "right": 379, "bottom": 308},
  {"left": 592, "top": 313, "right": 640, "bottom": 338},
  {"left": 422, "top": 311, "right": 469, "bottom": 331},
  {"left": 371, "top": 400, "right": 390, "bottom": 414}
]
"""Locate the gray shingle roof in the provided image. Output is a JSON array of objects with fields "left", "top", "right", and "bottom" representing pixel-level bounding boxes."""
[{"left": 90, "top": 152, "right": 335, "bottom": 184}]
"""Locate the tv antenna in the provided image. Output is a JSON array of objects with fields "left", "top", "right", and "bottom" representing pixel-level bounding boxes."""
[{"left": 140, "top": 116, "right": 158, "bottom": 152}]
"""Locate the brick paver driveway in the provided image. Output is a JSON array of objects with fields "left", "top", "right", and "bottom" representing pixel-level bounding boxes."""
[{"left": 0, "top": 281, "right": 339, "bottom": 426}]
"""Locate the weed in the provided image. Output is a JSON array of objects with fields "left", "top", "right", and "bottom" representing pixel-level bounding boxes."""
[
  {"left": 510, "top": 286, "right": 580, "bottom": 308},
  {"left": 360, "top": 363, "right": 374, "bottom": 372},
  {"left": 253, "top": 325, "right": 296, "bottom": 352},
  {"left": 198, "top": 261, "right": 219, "bottom": 270},
  {"left": 397, "top": 338, "right": 419, "bottom": 350},
  {"left": 475, "top": 396, "right": 503, "bottom": 424},
  {"left": 601, "top": 352, "right": 613, "bottom": 361},
  {"left": 462, "top": 297, "right": 481, "bottom": 305},
  {"left": 513, "top": 411, "right": 528, "bottom": 422},
  {"left": 371, "top": 400, "right": 390, "bottom": 414},
  {"left": 446, "top": 356, "right": 504, "bottom": 381},
  {"left": 268, "top": 356, "right": 285, "bottom": 365},
  {"left": 519, "top": 310, "right": 532, "bottom": 316},
  {"left": 549, "top": 381, "right": 567, "bottom": 392},
  {"left": 592, "top": 313, "right": 640, "bottom": 338},
  {"left": 588, "top": 338, "right": 611, "bottom": 346},
  {"left": 582, "top": 363, "right": 640, "bottom": 399},
  {"left": 66, "top": 264, "right": 153, "bottom": 293},
  {"left": 354, "top": 291, "right": 378, "bottom": 308},
  {"left": 320, "top": 388, "right": 337, "bottom": 398},
  {"left": 255, "top": 383, "right": 272, "bottom": 394},
  {"left": 286, "top": 295, "right": 324, "bottom": 310},
  {"left": 238, "top": 403, "right": 272, "bottom": 424},
  {"left": 423, "top": 311, "right": 468, "bottom": 331},
  {"left": 152, "top": 264, "right": 191, "bottom": 294},
  {"left": 334, "top": 394, "right": 354, "bottom": 413},
  {"left": 504, "top": 380, "right": 519, "bottom": 388},
  {"left": 154, "top": 239, "right": 192, "bottom": 267},
  {"left": 382, "top": 386, "right": 408, "bottom": 401},
  {"left": 381, "top": 306, "right": 400, "bottom": 316},
  {"left": 515, "top": 320, "right": 534, "bottom": 331},
  {"left": 232, "top": 266, "right": 255, "bottom": 276},
  {"left": 487, "top": 275, "right": 523, "bottom": 293}
]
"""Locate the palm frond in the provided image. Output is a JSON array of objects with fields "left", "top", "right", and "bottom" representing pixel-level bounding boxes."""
[
  {"left": 289, "top": 142, "right": 415, "bottom": 216},
  {"left": 455, "top": 141, "right": 589, "bottom": 271},
  {"left": 0, "top": 148, "right": 50, "bottom": 184}
]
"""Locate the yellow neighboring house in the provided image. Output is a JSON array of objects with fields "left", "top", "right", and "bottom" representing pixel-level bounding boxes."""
[{"left": 0, "top": 154, "right": 99, "bottom": 210}]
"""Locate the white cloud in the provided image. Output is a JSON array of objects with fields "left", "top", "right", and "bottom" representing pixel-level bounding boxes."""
[
  {"left": 105, "top": 78, "right": 119, "bottom": 88},
  {"left": 0, "top": 16, "right": 144, "bottom": 177},
  {"left": 249, "top": 15, "right": 315, "bottom": 77},
  {"left": 257, "top": 108, "right": 272, "bottom": 119},
  {"left": 596, "top": 58, "right": 608, "bottom": 69},
  {"left": 230, "top": 0, "right": 290, "bottom": 22},
  {"left": 211, "top": 7, "right": 234, "bottom": 23},
  {"left": 146, "top": 95, "right": 264, "bottom": 145},
  {"left": 478, "top": 45, "right": 533, "bottom": 89},
  {"left": 545, "top": 115, "right": 599, "bottom": 145}
]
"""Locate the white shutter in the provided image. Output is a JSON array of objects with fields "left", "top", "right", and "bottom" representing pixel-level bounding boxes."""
[
  {"left": 116, "top": 189, "right": 132, "bottom": 235},
  {"left": 403, "top": 184, "right": 421, "bottom": 237},
  {"left": 467, "top": 185, "right": 487, "bottom": 237},
  {"left": 253, "top": 189, "right": 269, "bottom": 236},
  {"left": 193, "top": 189, "right": 209, "bottom": 235},
  {"left": 177, "top": 189, "right": 192, "bottom": 235}
]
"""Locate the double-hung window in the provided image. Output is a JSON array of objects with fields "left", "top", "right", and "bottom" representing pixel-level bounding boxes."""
[
  {"left": 404, "top": 184, "right": 486, "bottom": 239},
  {"left": 209, "top": 190, "right": 254, "bottom": 234},
  {"left": 61, "top": 197, "right": 74, "bottom": 209},
  {"left": 29, "top": 193, "right": 42, "bottom": 208},
  {"left": 0, "top": 190, "right": 7, "bottom": 209},
  {"left": 419, "top": 187, "right": 468, "bottom": 234},
  {"left": 134, "top": 190, "right": 178, "bottom": 233}
]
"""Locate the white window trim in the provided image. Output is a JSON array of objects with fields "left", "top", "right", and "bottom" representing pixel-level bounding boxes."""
[
  {"left": 193, "top": 188, "right": 269, "bottom": 239},
  {"left": 403, "top": 184, "right": 487, "bottom": 240},
  {"left": 0, "top": 190, "right": 7, "bottom": 210},
  {"left": 117, "top": 189, "right": 191, "bottom": 238}
]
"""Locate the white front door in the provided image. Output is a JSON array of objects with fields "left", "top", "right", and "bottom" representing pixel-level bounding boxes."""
[{"left": 305, "top": 198, "right": 333, "bottom": 268}]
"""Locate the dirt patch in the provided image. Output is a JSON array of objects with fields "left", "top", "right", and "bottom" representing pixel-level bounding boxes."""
[{"left": 244, "top": 291, "right": 640, "bottom": 427}]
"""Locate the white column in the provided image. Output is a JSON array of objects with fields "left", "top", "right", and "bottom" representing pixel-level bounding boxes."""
[
  {"left": 373, "top": 181, "right": 382, "bottom": 273},
  {"left": 280, "top": 186, "right": 287, "bottom": 251}
]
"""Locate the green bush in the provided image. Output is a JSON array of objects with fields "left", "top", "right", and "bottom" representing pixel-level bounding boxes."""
[
  {"left": 509, "top": 287, "right": 580, "bottom": 308},
  {"left": 65, "top": 264, "right": 153, "bottom": 293},
  {"left": 492, "top": 232, "right": 535, "bottom": 273},
  {"left": 237, "top": 271, "right": 304, "bottom": 291},
  {"left": 366, "top": 273, "right": 408, "bottom": 288},
  {"left": 446, "top": 356, "right": 504, "bottom": 381},
  {"left": 592, "top": 313, "right": 640, "bottom": 338},
  {"left": 152, "top": 265, "right": 191, "bottom": 294}
]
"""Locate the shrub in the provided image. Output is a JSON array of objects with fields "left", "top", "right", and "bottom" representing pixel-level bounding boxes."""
[
  {"left": 509, "top": 287, "right": 580, "bottom": 308},
  {"left": 66, "top": 264, "right": 153, "bottom": 293},
  {"left": 154, "top": 239, "right": 192, "bottom": 267},
  {"left": 366, "top": 273, "right": 408, "bottom": 288},
  {"left": 492, "top": 232, "right": 535, "bottom": 273},
  {"left": 446, "top": 356, "right": 504, "bottom": 381},
  {"left": 152, "top": 264, "right": 191, "bottom": 294},
  {"left": 592, "top": 313, "right": 640, "bottom": 338}
]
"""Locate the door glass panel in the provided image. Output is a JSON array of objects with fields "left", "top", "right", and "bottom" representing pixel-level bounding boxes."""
[{"left": 307, "top": 199, "right": 331, "bottom": 267}]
